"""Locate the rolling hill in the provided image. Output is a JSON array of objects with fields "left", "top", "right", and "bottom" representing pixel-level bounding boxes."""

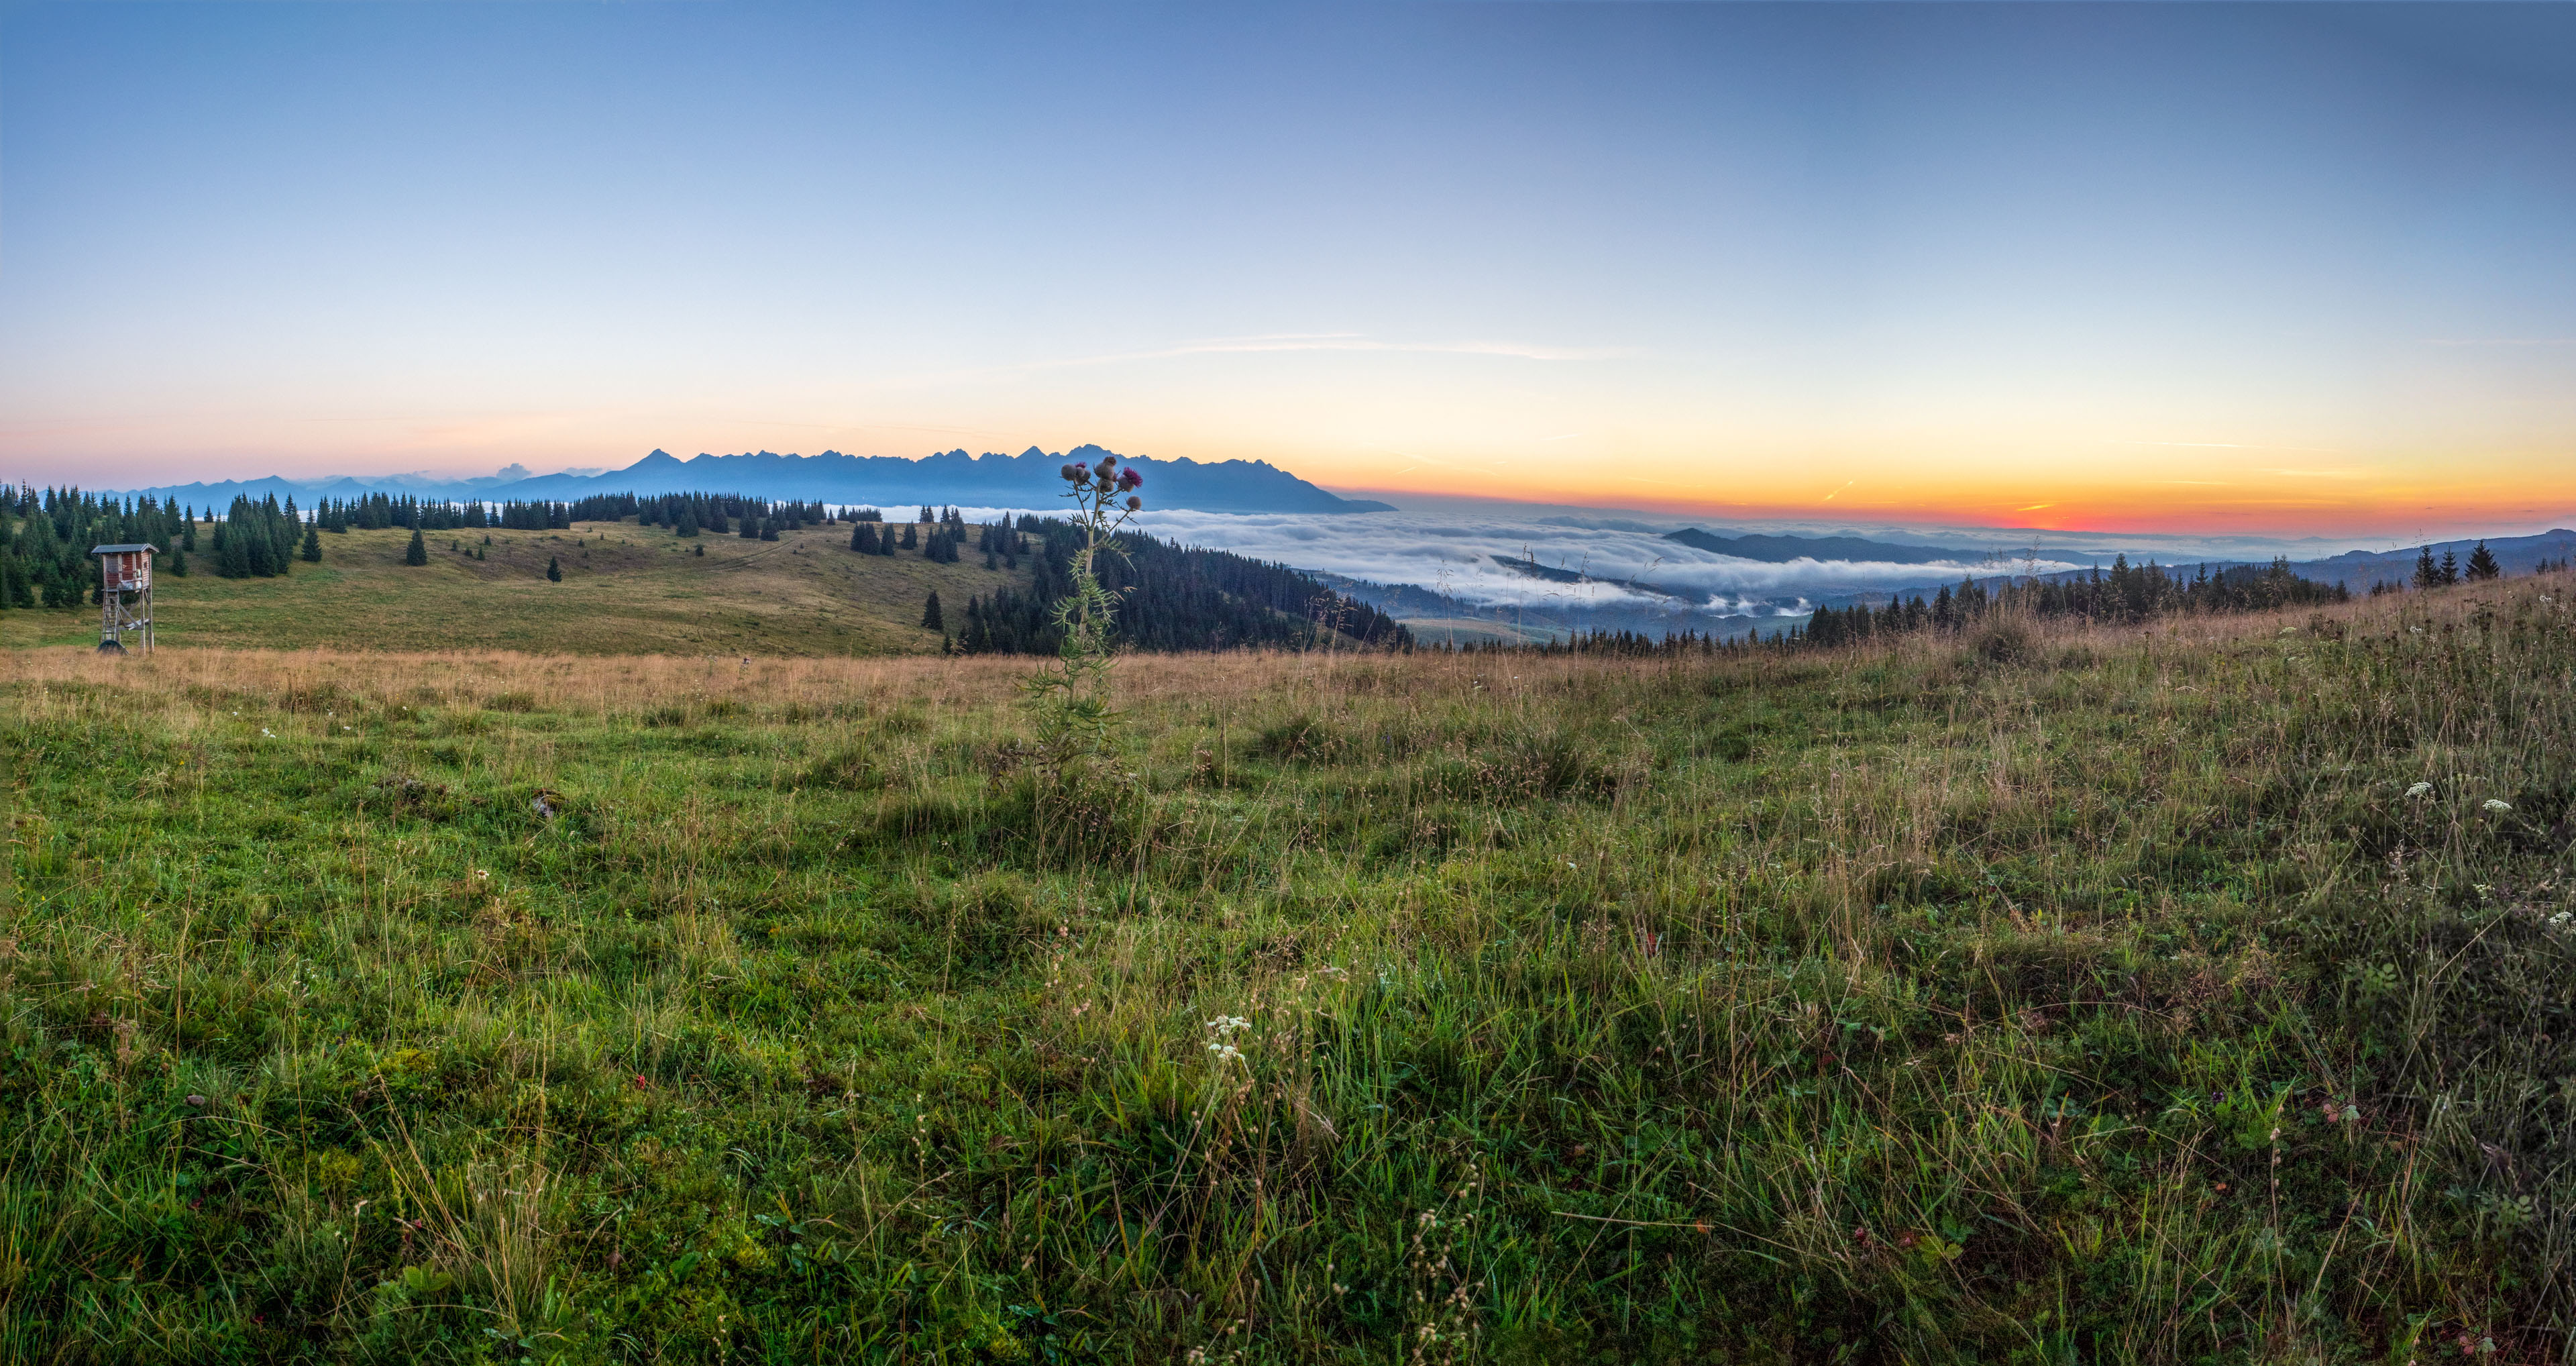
[
  {"left": 0, "top": 511, "right": 1402, "bottom": 656},
  {"left": 0, "top": 521, "right": 981, "bottom": 655}
]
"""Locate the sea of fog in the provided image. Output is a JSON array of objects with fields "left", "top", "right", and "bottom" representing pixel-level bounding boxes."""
[{"left": 912, "top": 506, "right": 2098, "bottom": 615}]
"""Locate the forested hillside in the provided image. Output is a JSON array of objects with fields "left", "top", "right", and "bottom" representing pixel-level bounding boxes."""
[{"left": 955, "top": 516, "right": 1410, "bottom": 654}]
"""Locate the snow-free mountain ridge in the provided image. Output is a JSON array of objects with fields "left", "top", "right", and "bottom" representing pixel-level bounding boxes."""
[{"left": 89, "top": 447, "right": 1394, "bottom": 516}]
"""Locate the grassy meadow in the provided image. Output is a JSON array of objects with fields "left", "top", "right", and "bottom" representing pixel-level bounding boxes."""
[
  {"left": 4, "top": 579, "right": 2575, "bottom": 1362},
  {"left": 0, "top": 522, "right": 1008, "bottom": 655}
]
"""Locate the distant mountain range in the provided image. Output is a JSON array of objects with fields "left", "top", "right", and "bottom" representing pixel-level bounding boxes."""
[{"left": 88, "top": 445, "right": 1393, "bottom": 517}]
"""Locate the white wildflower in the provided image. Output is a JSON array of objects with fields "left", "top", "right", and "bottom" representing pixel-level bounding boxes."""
[
  {"left": 2405, "top": 782, "right": 2433, "bottom": 799},
  {"left": 2484, "top": 798, "right": 2512, "bottom": 812},
  {"left": 1205, "top": 1015, "right": 1251, "bottom": 1036},
  {"left": 1205, "top": 1042, "right": 1244, "bottom": 1063}
]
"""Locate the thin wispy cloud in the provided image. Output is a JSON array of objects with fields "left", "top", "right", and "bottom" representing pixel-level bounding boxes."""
[
  {"left": 857, "top": 333, "right": 1633, "bottom": 395},
  {"left": 2425, "top": 337, "right": 2576, "bottom": 347},
  {"left": 2116, "top": 441, "right": 2345, "bottom": 453},
  {"left": 1119, "top": 333, "right": 1632, "bottom": 364}
]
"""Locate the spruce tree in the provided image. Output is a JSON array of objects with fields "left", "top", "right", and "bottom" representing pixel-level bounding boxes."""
[
  {"left": 2414, "top": 546, "right": 2438, "bottom": 588},
  {"left": 546, "top": 556, "right": 562, "bottom": 582},
  {"left": 2467, "top": 541, "right": 2501, "bottom": 581},
  {"left": 301, "top": 525, "right": 322, "bottom": 562},
  {"left": 405, "top": 528, "right": 428, "bottom": 566},
  {"left": 901, "top": 524, "right": 918, "bottom": 550},
  {"left": 2439, "top": 548, "right": 2459, "bottom": 585},
  {"left": 922, "top": 591, "right": 943, "bottom": 631}
]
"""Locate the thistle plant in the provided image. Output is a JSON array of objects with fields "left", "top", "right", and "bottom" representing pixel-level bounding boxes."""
[{"left": 1022, "top": 452, "right": 1146, "bottom": 781}]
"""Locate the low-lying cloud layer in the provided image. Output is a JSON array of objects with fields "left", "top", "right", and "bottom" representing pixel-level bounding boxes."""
[{"left": 940, "top": 506, "right": 2080, "bottom": 614}]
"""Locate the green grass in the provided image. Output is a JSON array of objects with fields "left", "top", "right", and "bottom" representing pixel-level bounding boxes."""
[
  {"left": 4, "top": 579, "right": 2575, "bottom": 1363},
  {"left": 0, "top": 521, "right": 1010, "bottom": 654}
]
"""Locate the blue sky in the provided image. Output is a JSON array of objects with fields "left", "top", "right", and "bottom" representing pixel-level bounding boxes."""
[{"left": 4, "top": 2, "right": 2572, "bottom": 535}]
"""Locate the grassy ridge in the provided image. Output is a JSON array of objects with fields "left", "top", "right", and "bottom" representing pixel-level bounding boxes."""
[
  {"left": 4, "top": 582, "right": 2575, "bottom": 1362},
  {"left": 0, "top": 521, "right": 1011, "bottom": 654}
]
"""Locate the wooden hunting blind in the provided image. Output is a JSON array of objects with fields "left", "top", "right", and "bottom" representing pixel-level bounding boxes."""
[{"left": 90, "top": 543, "right": 156, "bottom": 653}]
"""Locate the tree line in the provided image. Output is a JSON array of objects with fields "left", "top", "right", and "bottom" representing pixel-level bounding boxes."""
[{"left": 1800, "top": 557, "right": 2350, "bottom": 647}]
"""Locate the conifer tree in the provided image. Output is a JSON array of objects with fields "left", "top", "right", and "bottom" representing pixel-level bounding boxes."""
[
  {"left": 2414, "top": 546, "right": 2439, "bottom": 588},
  {"left": 2466, "top": 541, "right": 2500, "bottom": 580},
  {"left": 2439, "top": 548, "right": 2459, "bottom": 585},
  {"left": 301, "top": 525, "right": 323, "bottom": 562},
  {"left": 546, "top": 556, "right": 562, "bottom": 582},
  {"left": 405, "top": 528, "right": 428, "bottom": 566},
  {"left": 922, "top": 591, "right": 943, "bottom": 631}
]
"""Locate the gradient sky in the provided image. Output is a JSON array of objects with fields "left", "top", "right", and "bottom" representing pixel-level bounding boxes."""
[{"left": 4, "top": 2, "right": 2572, "bottom": 537}]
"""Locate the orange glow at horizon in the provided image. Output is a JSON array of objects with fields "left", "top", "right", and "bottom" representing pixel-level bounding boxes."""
[{"left": 1310, "top": 455, "right": 2576, "bottom": 541}]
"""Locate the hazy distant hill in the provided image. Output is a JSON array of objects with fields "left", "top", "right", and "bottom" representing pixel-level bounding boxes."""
[
  {"left": 1664, "top": 527, "right": 2032, "bottom": 566},
  {"left": 2291, "top": 528, "right": 2576, "bottom": 587},
  {"left": 95, "top": 445, "right": 1393, "bottom": 517}
]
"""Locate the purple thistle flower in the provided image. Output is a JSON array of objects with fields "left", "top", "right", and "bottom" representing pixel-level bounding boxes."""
[{"left": 1118, "top": 466, "right": 1142, "bottom": 490}]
